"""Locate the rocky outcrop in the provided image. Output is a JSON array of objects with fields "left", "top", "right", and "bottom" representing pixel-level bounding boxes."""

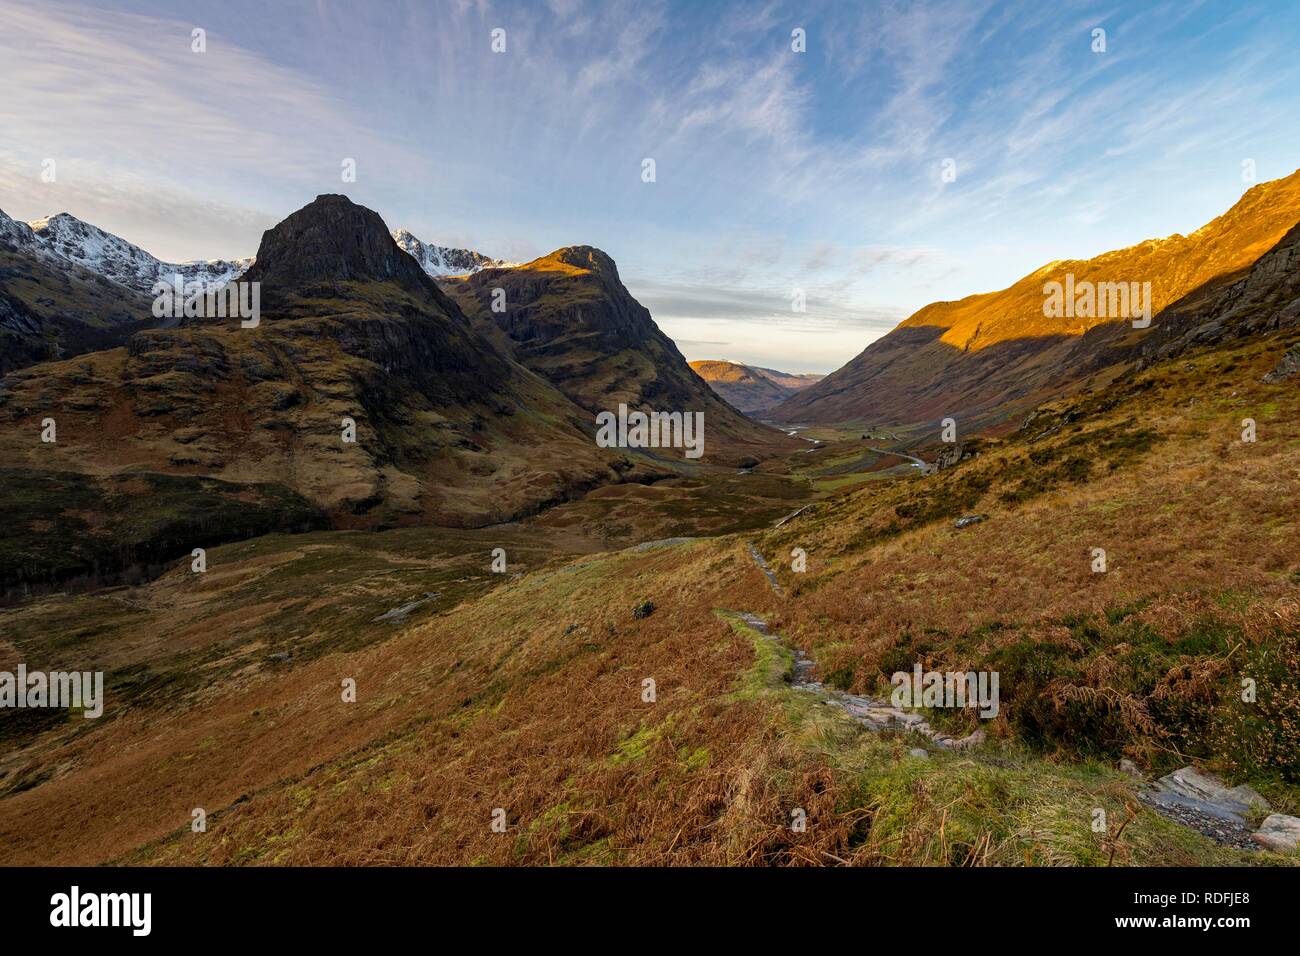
[
  {"left": 1263, "top": 342, "right": 1300, "bottom": 383},
  {"left": 445, "top": 246, "right": 799, "bottom": 464},
  {"left": 1142, "top": 766, "right": 1298, "bottom": 853},
  {"left": 934, "top": 442, "right": 965, "bottom": 470},
  {"left": 241, "top": 194, "right": 448, "bottom": 304}
]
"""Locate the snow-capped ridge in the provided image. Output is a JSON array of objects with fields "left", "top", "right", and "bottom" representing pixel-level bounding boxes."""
[
  {"left": 3, "top": 206, "right": 510, "bottom": 295},
  {"left": 392, "top": 228, "right": 513, "bottom": 278},
  {"left": 17, "top": 211, "right": 252, "bottom": 296}
]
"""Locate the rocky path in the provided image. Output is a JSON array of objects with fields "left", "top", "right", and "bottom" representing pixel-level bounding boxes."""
[
  {"left": 1141, "top": 766, "right": 1300, "bottom": 852},
  {"left": 746, "top": 542, "right": 785, "bottom": 597},
  {"left": 736, "top": 610, "right": 985, "bottom": 752},
  {"left": 740, "top": 543, "right": 981, "bottom": 750},
  {"left": 742, "top": 541, "right": 1300, "bottom": 854}
]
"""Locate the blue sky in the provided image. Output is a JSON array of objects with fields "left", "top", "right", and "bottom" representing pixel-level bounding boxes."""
[{"left": 3, "top": 0, "right": 1300, "bottom": 372}]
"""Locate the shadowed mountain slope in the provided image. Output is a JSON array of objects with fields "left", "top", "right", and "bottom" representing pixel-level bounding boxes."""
[
  {"left": 0, "top": 196, "right": 645, "bottom": 595},
  {"left": 0, "top": 207, "right": 154, "bottom": 373},
  {"left": 444, "top": 247, "right": 801, "bottom": 463}
]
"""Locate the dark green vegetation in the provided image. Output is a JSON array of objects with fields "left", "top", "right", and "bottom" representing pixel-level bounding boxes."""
[{"left": 0, "top": 468, "right": 325, "bottom": 602}]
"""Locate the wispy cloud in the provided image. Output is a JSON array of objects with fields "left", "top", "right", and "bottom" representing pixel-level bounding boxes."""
[{"left": 3, "top": 0, "right": 1300, "bottom": 370}]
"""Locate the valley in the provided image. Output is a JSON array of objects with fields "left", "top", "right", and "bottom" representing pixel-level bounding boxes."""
[{"left": 2, "top": 179, "right": 1298, "bottom": 869}]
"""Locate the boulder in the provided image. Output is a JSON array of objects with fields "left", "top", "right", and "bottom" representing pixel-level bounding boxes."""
[{"left": 1252, "top": 814, "right": 1300, "bottom": 852}]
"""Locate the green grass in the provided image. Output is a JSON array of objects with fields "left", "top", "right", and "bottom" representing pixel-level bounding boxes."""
[{"left": 717, "top": 610, "right": 794, "bottom": 699}]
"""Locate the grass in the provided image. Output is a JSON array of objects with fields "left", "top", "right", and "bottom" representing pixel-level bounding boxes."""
[
  {"left": 717, "top": 610, "right": 793, "bottom": 699},
  {"left": 2, "top": 330, "right": 1298, "bottom": 866}
]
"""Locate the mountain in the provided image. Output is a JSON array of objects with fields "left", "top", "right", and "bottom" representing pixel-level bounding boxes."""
[
  {"left": 0, "top": 207, "right": 153, "bottom": 373},
  {"left": 25, "top": 212, "right": 252, "bottom": 296},
  {"left": 8, "top": 207, "right": 499, "bottom": 298},
  {"left": 773, "top": 170, "right": 1300, "bottom": 431},
  {"left": 392, "top": 229, "right": 509, "bottom": 277},
  {"left": 0, "top": 195, "right": 644, "bottom": 595},
  {"left": 1128, "top": 218, "right": 1300, "bottom": 366},
  {"left": 443, "top": 247, "right": 801, "bottom": 464},
  {"left": 689, "top": 360, "right": 823, "bottom": 414},
  {"left": 750, "top": 366, "right": 824, "bottom": 391}
]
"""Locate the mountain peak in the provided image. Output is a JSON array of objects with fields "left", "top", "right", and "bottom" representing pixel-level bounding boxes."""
[
  {"left": 16, "top": 210, "right": 249, "bottom": 295},
  {"left": 549, "top": 245, "right": 619, "bottom": 278},
  {"left": 243, "top": 195, "right": 435, "bottom": 293}
]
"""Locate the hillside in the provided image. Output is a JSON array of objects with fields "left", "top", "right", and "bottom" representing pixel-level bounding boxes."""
[
  {"left": 0, "top": 196, "right": 643, "bottom": 596},
  {"left": 443, "top": 248, "right": 801, "bottom": 464},
  {"left": 774, "top": 170, "right": 1300, "bottom": 431},
  {"left": 2, "top": 318, "right": 1295, "bottom": 866},
  {"left": 0, "top": 208, "right": 153, "bottom": 372},
  {"left": 690, "top": 360, "right": 823, "bottom": 414}
]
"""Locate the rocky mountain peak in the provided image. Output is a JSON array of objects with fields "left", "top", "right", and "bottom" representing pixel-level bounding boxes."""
[
  {"left": 549, "top": 245, "right": 620, "bottom": 279},
  {"left": 391, "top": 228, "right": 507, "bottom": 277},
  {"left": 242, "top": 194, "right": 435, "bottom": 295}
]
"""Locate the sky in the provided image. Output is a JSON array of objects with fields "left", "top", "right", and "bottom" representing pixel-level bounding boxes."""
[{"left": 3, "top": 0, "right": 1300, "bottom": 373}]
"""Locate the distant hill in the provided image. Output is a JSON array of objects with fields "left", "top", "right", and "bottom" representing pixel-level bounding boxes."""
[
  {"left": 773, "top": 169, "right": 1300, "bottom": 431},
  {"left": 689, "top": 360, "right": 823, "bottom": 414}
]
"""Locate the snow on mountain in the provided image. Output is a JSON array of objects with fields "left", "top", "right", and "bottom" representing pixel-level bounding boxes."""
[
  {"left": 23, "top": 213, "right": 252, "bottom": 296},
  {"left": 0, "top": 207, "right": 52, "bottom": 258},
  {"left": 3, "top": 208, "right": 506, "bottom": 297},
  {"left": 392, "top": 228, "right": 510, "bottom": 277}
]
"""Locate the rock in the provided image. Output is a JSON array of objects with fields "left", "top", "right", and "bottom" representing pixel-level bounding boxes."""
[
  {"left": 1262, "top": 343, "right": 1300, "bottom": 383},
  {"left": 950, "top": 728, "right": 986, "bottom": 750},
  {"left": 1252, "top": 814, "right": 1300, "bottom": 852},
  {"left": 954, "top": 514, "right": 987, "bottom": 529},
  {"left": 934, "top": 442, "right": 965, "bottom": 470},
  {"left": 632, "top": 599, "right": 656, "bottom": 620},
  {"left": 1149, "top": 766, "right": 1271, "bottom": 824},
  {"left": 1119, "top": 758, "right": 1143, "bottom": 779},
  {"left": 909, "top": 748, "right": 929, "bottom": 759},
  {"left": 1138, "top": 791, "right": 1261, "bottom": 851}
]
